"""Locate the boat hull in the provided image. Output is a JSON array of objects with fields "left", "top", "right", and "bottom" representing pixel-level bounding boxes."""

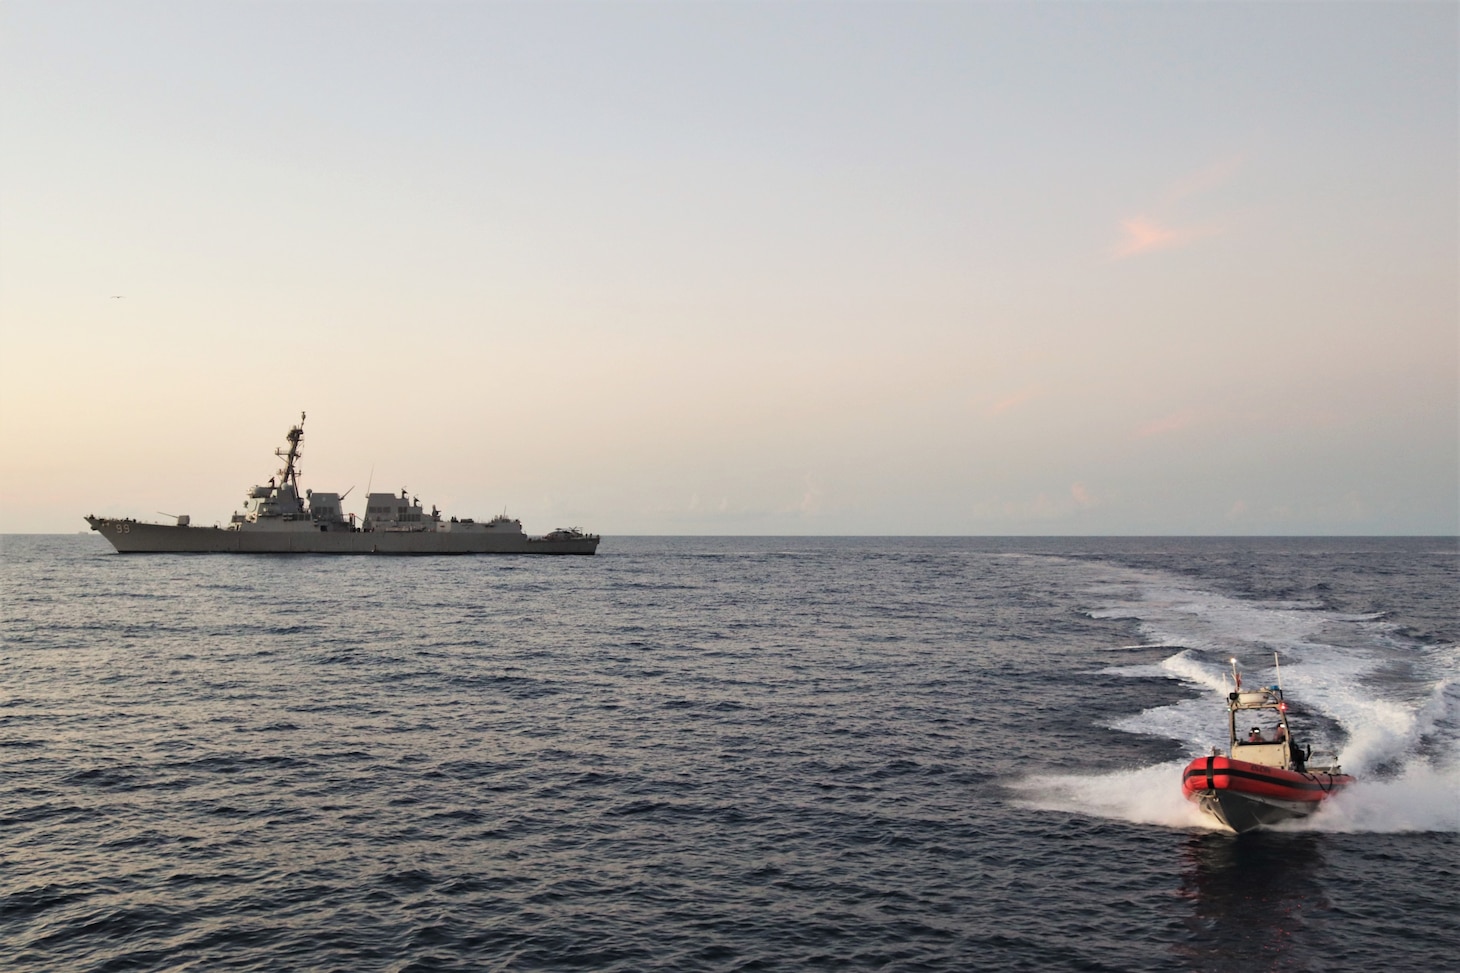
[
  {"left": 1181, "top": 754, "right": 1352, "bottom": 833},
  {"left": 86, "top": 518, "right": 598, "bottom": 555}
]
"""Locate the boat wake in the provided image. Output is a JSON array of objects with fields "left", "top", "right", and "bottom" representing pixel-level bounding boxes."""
[
  {"left": 1012, "top": 564, "right": 1460, "bottom": 834},
  {"left": 1017, "top": 760, "right": 1222, "bottom": 830}
]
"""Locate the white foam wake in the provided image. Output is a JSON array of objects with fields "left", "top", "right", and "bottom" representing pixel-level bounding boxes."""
[
  {"left": 1300, "top": 760, "right": 1460, "bottom": 833},
  {"left": 1014, "top": 760, "right": 1222, "bottom": 830}
]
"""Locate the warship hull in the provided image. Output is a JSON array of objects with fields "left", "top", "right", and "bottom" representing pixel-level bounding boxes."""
[{"left": 86, "top": 518, "right": 598, "bottom": 555}]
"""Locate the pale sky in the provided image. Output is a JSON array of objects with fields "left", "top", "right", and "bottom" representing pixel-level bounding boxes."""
[{"left": 2, "top": 1, "right": 1455, "bottom": 535}]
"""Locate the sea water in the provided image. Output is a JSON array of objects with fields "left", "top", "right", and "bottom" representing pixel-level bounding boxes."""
[{"left": 2, "top": 535, "right": 1455, "bottom": 971}]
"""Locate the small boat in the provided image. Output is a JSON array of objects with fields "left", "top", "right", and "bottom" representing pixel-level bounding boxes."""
[{"left": 1181, "top": 657, "right": 1353, "bottom": 833}]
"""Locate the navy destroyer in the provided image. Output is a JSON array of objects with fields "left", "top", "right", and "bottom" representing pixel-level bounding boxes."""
[{"left": 85, "top": 414, "right": 599, "bottom": 554}]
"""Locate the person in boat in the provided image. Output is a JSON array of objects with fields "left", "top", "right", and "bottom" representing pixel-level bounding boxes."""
[
  {"left": 1247, "top": 726, "right": 1264, "bottom": 743},
  {"left": 1274, "top": 724, "right": 1287, "bottom": 743},
  {"left": 1282, "top": 727, "right": 1311, "bottom": 772}
]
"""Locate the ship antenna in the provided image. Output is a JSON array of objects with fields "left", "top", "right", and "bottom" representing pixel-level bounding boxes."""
[{"left": 361, "top": 465, "right": 374, "bottom": 527}]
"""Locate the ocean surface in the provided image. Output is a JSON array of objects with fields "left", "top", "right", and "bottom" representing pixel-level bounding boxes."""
[{"left": 2, "top": 535, "right": 1456, "bottom": 972}]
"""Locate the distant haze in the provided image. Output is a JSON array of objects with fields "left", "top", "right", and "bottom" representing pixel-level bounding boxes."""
[{"left": 2, "top": 2, "right": 1455, "bottom": 535}]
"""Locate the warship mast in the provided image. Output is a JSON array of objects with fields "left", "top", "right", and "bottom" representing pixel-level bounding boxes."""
[{"left": 275, "top": 411, "right": 306, "bottom": 497}]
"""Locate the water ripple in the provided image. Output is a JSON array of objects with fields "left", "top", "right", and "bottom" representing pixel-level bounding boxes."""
[{"left": 1, "top": 536, "right": 1455, "bottom": 971}]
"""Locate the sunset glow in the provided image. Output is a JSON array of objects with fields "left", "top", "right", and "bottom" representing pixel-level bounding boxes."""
[{"left": 1, "top": 2, "right": 1454, "bottom": 535}]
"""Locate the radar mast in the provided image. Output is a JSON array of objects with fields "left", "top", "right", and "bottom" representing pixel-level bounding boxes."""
[{"left": 275, "top": 411, "right": 306, "bottom": 494}]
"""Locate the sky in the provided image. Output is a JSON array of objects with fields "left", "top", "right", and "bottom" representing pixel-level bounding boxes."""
[{"left": 1, "top": 1, "right": 1455, "bottom": 535}]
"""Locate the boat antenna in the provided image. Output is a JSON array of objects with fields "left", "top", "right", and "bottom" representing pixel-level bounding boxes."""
[
  {"left": 1230, "top": 657, "right": 1241, "bottom": 691},
  {"left": 1274, "top": 651, "right": 1283, "bottom": 692}
]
